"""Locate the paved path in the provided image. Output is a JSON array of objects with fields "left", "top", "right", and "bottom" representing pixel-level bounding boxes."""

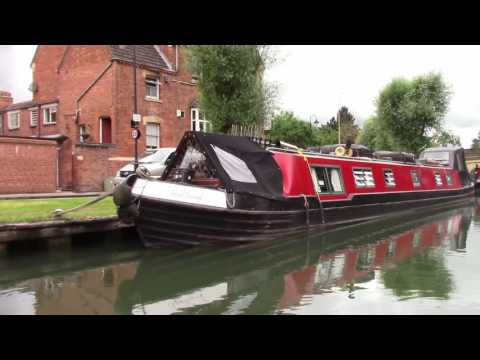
[{"left": 0, "top": 191, "right": 105, "bottom": 200}]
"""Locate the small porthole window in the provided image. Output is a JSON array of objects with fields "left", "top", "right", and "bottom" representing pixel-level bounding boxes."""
[
  {"left": 411, "top": 170, "right": 421, "bottom": 187},
  {"left": 434, "top": 172, "right": 443, "bottom": 186},
  {"left": 383, "top": 169, "right": 396, "bottom": 187},
  {"left": 446, "top": 172, "right": 453, "bottom": 185}
]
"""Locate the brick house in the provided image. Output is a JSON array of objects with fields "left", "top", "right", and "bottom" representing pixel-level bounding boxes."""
[{"left": 0, "top": 45, "right": 208, "bottom": 192}]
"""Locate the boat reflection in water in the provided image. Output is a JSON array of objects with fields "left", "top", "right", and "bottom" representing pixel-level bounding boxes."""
[
  {"left": 115, "top": 204, "right": 475, "bottom": 315},
  {"left": 0, "top": 201, "right": 477, "bottom": 315}
]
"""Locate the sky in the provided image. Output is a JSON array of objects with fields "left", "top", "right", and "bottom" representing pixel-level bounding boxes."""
[{"left": 1, "top": 45, "right": 479, "bottom": 147}]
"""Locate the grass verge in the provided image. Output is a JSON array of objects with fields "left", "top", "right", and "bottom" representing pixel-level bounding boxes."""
[{"left": 0, "top": 197, "right": 116, "bottom": 224}]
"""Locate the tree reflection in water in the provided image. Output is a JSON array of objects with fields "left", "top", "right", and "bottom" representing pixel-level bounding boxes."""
[{"left": 381, "top": 250, "right": 454, "bottom": 300}]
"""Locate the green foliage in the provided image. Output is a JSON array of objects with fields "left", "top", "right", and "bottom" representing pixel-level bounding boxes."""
[
  {"left": 429, "top": 129, "right": 461, "bottom": 147},
  {"left": 471, "top": 131, "right": 480, "bottom": 149},
  {"left": 269, "top": 107, "right": 364, "bottom": 149},
  {"left": 381, "top": 250, "right": 454, "bottom": 299},
  {"left": 337, "top": 106, "right": 360, "bottom": 143},
  {"left": 269, "top": 111, "right": 313, "bottom": 148},
  {"left": 313, "top": 126, "right": 338, "bottom": 146},
  {"left": 376, "top": 72, "right": 452, "bottom": 154},
  {"left": 356, "top": 116, "right": 399, "bottom": 151},
  {"left": 187, "top": 45, "right": 277, "bottom": 133}
]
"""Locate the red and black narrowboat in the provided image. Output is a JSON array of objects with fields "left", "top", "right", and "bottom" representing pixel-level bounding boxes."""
[{"left": 114, "top": 131, "right": 474, "bottom": 247}]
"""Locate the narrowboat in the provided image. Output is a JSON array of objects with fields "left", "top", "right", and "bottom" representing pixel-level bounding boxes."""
[{"left": 114, "top": 131, "right": 474, "bottom": 247}]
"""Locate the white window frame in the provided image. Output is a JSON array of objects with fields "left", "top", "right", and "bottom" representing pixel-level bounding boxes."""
[
  {"left": 190, "top": 108, "right": 210, "bottom": 133},
  {"left": 99, "top": 117, "right": 112, "bottom": 144},
  {"left": 7, "top": 111, "right": 20, "bottom": 130},
  {"left": 42, "top": 104, "right": 57, "bottom": 125},
  {"left": 383, "top": 168, "right": 396, "bottom": 187},
  {"left": 145, "top": 77, "right": 160, "bottom": 100},
  {"left": 29, "top": 108, "right": 38, "bottom": 127},
  {"left": 79, "top": 125, "right": 87, "bottom": 143},
  {"left": 146, "top": 123, "right": 160, "bottom": 150},
  {"left": 353, "top": 167, "right": 375, "bottom": 188},
  {"left": 434, "top": 172, "right": 443, "bottom": 186},
  {"left": 446, "top": 172, "right": 453, "bottom": 186},
  {"left": 411, "top": 170, "right": 421, "bottom": 187},
  {"left": 310, "top": 165, "right": 344, "bottom": 194}
]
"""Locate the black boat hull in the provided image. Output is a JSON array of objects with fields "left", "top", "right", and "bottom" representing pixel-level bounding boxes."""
[{"left": 135, "top": 186, "right": 475, "bottom": 248}]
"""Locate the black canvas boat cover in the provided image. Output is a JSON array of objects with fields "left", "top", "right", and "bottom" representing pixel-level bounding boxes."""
[{"left": 170, "top": 132, "right": 285, "bottom": 200}]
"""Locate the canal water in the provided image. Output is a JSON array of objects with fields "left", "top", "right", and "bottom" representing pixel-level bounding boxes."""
[{"left": 1, "top": 199, "right": 480, "bottom": 315}]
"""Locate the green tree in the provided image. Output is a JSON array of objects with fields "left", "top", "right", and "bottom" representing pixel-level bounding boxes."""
[
  {"left": 337, "top": 106, "right": 360, "bottom": 143},
  {"left": 269, "top": 111, "right": 313, "bottom": 148},
  {"left": 187, "top": 45, "right": 277, "bottom": 133},
  {"left": 313, "top": 126, "right": 338, "bottom": 146},
  {"left": 382, "top": 250, "right": 454, "bottom": 300},
  {"left": 429, "top": 129, "right": 461, "bottom": 147},
  {"left": 325, "top": 116, "right": 337, "bottom": 130},
  {"left": 355, "top": 116, "right": 398, "bottom": 151},
  {"left": 376, "top": 72, "right": 452, "bottom": 154},
  {"left": 471, "top": 131, "right": 480, "bottom": 149}
]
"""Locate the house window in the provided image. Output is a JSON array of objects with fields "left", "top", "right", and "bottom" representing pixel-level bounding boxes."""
[
  {"left": 383, "top": 169, "right": 396, "bottom": 187},
  {"left": 434, "top": 172, "right": 443, "bottom": 186},
  {"left": 43, "top": 105, "right": 57, "bottom": 124},
  {"left": 191, "top": 108, "right": 211, "bottom": 132},
  {"left": 411, "top": 170, "right": 421, "bottom": 187},
  {"left": 311, "top": 166, "right": 344, "bottom": 193},
  {"left": 353, "top": 168, "right": 375, "bottom": 188},
  {"left": 30, "top": 109, "right": 38, "bottom": 127},
  {"left": 145, "top": 77, "right": 160, "bottom": 99},
  {"left": 79, "top": 125, "right": 88, "bottom": 143},
  {"left": 146, "top": 123, "right": 160, "bottom": 150},
  {"left": 446, "top": 172, "right": 453, "bottom": 185},
  {"left": 7, "top": 111, "right": 20, "bottom": 130}
]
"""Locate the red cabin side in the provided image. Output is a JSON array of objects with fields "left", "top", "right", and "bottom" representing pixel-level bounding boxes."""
[{"left": 271, "top": 151, "right": 464, "bottom": 201}]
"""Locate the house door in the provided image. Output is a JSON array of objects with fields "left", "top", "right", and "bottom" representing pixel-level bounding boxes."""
[{"left": 100, "top": 117, "right": 112, "bottom": 144}]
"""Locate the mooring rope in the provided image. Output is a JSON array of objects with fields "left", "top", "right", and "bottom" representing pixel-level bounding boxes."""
[
  {"left": 51, "top": 190, "right": 114, "bottom": 218},
  {"left": 297, "top": 148, "right": 325, "bottom": 224}
]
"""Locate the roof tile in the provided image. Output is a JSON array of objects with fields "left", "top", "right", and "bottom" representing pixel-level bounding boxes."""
[{"left": 110, "top": 45, "right": 170, "bottom": 70}]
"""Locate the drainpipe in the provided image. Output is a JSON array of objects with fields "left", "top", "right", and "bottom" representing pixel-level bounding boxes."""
[
  {"left": 175, "top": 45, "right": 178, "bottom": 72},
  {"left": 37, "top": 104, "right": 41, "bottom": 137},
  {"left": 75, "top": 62, "right": 112, "bottom": 123},
  {"left": 56, "top": 145, "right": 60, "bottom": 190}
]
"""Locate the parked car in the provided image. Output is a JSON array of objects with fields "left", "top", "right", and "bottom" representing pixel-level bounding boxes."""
[{"left": 113, "top": 147, "right": 176, "bottom": 185}]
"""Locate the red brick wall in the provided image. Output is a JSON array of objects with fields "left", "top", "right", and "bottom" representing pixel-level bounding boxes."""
[
  {"left": 1, "top": 107, "right": 42, "bottom": 138},
  {"left": 32, "top": 45, "right": 66, "bottom": 103},
  {"left": 0, "top": 91, "right": 13, "bottom": 109},
  {"left": 0, "top": 137, "right": 57, "bottom": 194},
  {"left": 73, "top": 144, "right": 122, "bottom": 192},
  {"left": 112, "top": 47, "right": 197, "bottom": 157}
]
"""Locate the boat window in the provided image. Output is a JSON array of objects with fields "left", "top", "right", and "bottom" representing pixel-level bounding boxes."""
[
  {"left": 446, "top": 172, "right": 453, "bottom": 185},
  {"left": 411, "top": 170, "right": 421, "bottom": 187},
  {"left": 211, "top": 145, "right": 257, "bottom": 183},
  {"left": 310, "top": 166, "right": 344, "bottom": 193},
  {"left": 383, "top": 169, "right": 396, "bottom": 187},
  {"left": 353, "top": 168, "right": 375, "bottom": 188},
  {"left": 420, "top": 151, "right": 450, "bottom": 166},
  {"left": 434, "top": 172, "right": 443, "bottom": 186},
  {"left": 180, "top": 146, "right": 207, "bottom": 169}
]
